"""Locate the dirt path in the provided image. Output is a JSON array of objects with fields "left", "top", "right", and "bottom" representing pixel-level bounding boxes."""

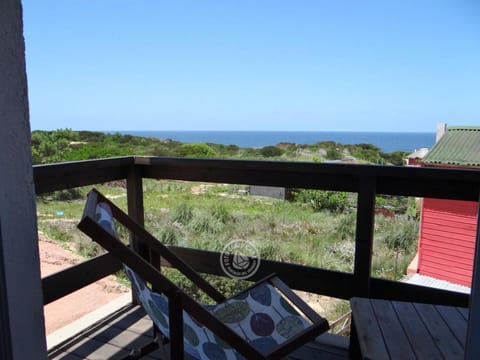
[{"left": 39, "top": 234, "right": 128, "bottom": 335}]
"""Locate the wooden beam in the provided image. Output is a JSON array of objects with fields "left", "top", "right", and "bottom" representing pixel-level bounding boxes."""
[
  {"left": 34, "top": 157, "right": 133, "bottom": 194},
  {"left": 167, "top": 246, "right": 354, "bottom": 299},
  {"left": 166, "top": 246, "right": 468, "bottom": 306},
  {"left": 353, "top": 175, "right": 376, "bottom": 297},
  {"left": 136, "top": 157, "right": 480, "bottom": 200},
  {"left": 126, "top": 165, "right": 148, "bottom": 260},
  {"left": 139, "top": 157, "right": 356, "bottom": 192},
  {"left": 42, "top": 253, "right": 123, "bottom": 305}
]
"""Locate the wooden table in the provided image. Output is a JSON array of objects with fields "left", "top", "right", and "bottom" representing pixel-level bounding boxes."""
[{"left": 349, "top": 297, "right": 469, "bottom": 360}]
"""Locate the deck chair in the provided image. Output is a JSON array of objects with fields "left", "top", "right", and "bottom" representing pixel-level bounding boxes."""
[{"left": 78, "top": 189, "right": 329, "bottom": 360}]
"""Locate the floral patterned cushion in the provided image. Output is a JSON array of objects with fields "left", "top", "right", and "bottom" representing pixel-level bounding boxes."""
[{"left": 95, "top": 203, "right": 313, "bottom": 359}]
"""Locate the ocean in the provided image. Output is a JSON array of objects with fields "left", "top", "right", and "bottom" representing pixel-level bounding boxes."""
[{"left": 117, "top": 130, "right": 435, "bottom": 153}]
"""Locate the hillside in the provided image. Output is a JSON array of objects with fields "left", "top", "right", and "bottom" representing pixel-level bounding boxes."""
[{"left": 31, "top": 129, "right": 408, "bottom": 165}]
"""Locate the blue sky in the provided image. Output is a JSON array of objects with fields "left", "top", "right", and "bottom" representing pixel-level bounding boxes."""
[{"left": 23, "top": 1, "right": 480, "bottom": 132}]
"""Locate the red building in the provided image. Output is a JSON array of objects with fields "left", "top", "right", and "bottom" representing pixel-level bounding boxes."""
[
  {"left": 405, "top": 147, "right": 429, "bottom": 166},
  {"left": 414, "top": 126, "right": 480, "bottom": 287}
]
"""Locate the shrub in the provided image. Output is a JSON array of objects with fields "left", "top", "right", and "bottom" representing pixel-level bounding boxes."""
[
  {"left": 176, "top": 143, "right": 218, "bottom": 158},
  {"left": 293, "top": 190, "right": 350, "bottom": 213},
  {"left": 158, "top": 225, "right": 180, "bottom": 246},
  {"left": 259, "top": 146, "right": 283, "bottom": 157},
  {"left": 189, "top": 213, "right": 222, "bottom": 234},
  {"left": 336, "top": 213, "right": 356, "bottom": 240},
  {"left": 210, "top": 204, "right": 230, "bottom": 224},
  {"left": 40, "top": 223, "right": 72, "bottom": 243},
  {"left": 326, "top": 148, "right": 342, "bottom": 160},
  {"left": 171, "top": 203, "right": 193, "bottom": 225},
  {"left": 49, "top": 188, "right": 83, "bottom": 201},
  {"left": 163, "top": 268, "right": 247, "bottom": 304},
  {"left": 77, "top": 240, "right": 101, "bottom": 258},
  {"left": 381, "top": 151, "right": 408, "bottom": 166}
]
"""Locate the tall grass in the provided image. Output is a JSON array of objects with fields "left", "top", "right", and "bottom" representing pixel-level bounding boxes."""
[{"left": 37, "top": 180, "right": 419, "bottom": 321}]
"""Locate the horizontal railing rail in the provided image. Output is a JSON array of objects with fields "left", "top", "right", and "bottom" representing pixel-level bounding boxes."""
[
  {"left": 35, "top": 156, "right": 480, "bottom": 307},
  {"left": 34, "top": 157, "right": 134, "bottom": 194}
]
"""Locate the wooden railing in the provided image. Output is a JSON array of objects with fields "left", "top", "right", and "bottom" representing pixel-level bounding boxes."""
[{"left": 36, "top": 156, "right": 480, "bottom": 307}]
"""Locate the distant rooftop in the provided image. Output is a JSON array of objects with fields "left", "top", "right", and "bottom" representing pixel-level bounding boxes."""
[
  {"left": 423, "top": 126, "right": 480, "bottom": 167},
  {"left": 407, "top": 147, "right": 429, "bottom": 159}
]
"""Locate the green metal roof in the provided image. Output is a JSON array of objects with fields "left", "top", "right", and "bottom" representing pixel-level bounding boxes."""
[{"left": 423, "top": 126, "right": 480, "bottom": 167}]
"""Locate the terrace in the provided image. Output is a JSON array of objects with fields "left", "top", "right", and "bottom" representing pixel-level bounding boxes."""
[{"left": 36, "top": 156, "right": 480, "bottom": 359}]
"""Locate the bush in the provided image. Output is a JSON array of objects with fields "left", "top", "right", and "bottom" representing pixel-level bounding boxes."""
[
  {"left": 210, "top": 204, "right": 230, "bottom": 224},
  {"left": 77, "top": 240, "right": 101, "bottom": 258},
  {"left": 40, "top": 223, "right": 73, "bottom": 243},
  {"left": 49, "top": 188, "right": 83, "bottom": 201},
  {"left": 158, "top": 225, "right": 180, "bottom": 246},
  {"left": 294, "top": 190, "right": 350, "bottom": 213},
  {"left": 189, "top": 213, "right": 222, "bottom": 234},
  {"left": 382, "top": 221, "right": 418, "bottom": 253},
  {"left": 336, "top": 213, "right": 356, "bottom": 240},
  {"left": 171, "top": 203, "right": 193, "bottom": 225},
  {"left": 381, "top": 151, "right": 408, "bottom": 166},
  {"left": 176, "top": 143, "right": 218, "bottom": 158},
  {"left": 259, "top": 146, "right": 283, "bottom": 157},
  {"left": 163, "top": 268, "right": 248, "bottom": 304},
  {"left": 326, "top": 148, "right": 342, "bottom": 160}
]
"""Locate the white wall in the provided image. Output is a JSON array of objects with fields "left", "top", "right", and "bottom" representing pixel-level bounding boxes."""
[{"left": 0, "top": 0, "right": 47, "bottom": 358}]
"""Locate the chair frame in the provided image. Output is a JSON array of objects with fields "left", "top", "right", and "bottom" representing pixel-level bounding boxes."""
[{"left": 78, "top": 188, "right": 329, "bottom": 360}]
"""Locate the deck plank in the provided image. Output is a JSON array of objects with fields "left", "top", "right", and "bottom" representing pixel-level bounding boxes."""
[
  {"left": 370, "top": 299, "right": 415, "bottom": 360},
  {"left": 413, "top": 302, "right": 464, "bottom": 359},
  {"left": 350, "top": 298, "right": 389, "bottom": 359},
  {"left": 52, "top": 336, "right": 131, "bottom": 360},
  {"left": 50, "top": 351, "right": 84, "bottom": 360},
  {"left": 391, "top": 300, "right": 443, "bottom": 359},
  {"left": 49, "top": 304, "right": 348, "bottom": 360},
  {"left": 435, "top": 305, "right": 468, "bottom": 348}
]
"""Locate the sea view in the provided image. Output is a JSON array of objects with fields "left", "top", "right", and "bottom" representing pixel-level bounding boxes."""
[{"left": 118, "top": 131, "right": 435, "bottom": 153}]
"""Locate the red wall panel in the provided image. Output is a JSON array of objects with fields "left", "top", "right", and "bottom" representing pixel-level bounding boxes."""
[{"left": 417, "top": 198, "right": 478, "bottom": 287}]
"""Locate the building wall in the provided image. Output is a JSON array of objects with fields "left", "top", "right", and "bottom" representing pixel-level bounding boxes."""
[
  {"left": 249, "top": 185, "right": 292, "bottom": 200},
  {"left": 0, "top": 0, "right": 47, "bottom": 358},
  {"left": 417, "top": 198, "right": 478, "bottom": 287}
]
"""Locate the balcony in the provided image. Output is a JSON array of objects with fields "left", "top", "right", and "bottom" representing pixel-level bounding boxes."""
[{"left": 36, "top": 156, "right": 479, "bottom": 359}]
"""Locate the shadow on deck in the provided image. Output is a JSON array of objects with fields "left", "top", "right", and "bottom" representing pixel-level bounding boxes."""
[{"left": 48, "top": 304, "right": 349, "bottom": 360}]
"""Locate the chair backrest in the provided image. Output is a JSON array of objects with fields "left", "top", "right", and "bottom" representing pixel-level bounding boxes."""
[
  {"left": 94, "top": 201, "right": 250, "bottom": 359},
  {"left": 80, "top": 189, "right": 329, "bottom": 359}
]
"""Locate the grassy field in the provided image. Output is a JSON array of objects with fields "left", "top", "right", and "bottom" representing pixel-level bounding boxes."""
[{"left": 37, "top": 180, "right": 419, "bottom": 324}]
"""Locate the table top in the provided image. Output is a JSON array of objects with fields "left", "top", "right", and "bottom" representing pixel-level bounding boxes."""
[{"left": 350, "top": 297, "right": 469, "bottom": 360}]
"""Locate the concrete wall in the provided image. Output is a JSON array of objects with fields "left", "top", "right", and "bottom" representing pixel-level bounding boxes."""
[
  {"left": 0, "top": 1, "right": 47, "bottom": 358},
  {"left": 249, "top": 186, "right": 292, "bottom": 200}
]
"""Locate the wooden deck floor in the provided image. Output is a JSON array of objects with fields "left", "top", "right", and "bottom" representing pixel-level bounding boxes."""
[{"left": 48, "top": 304, "right": 349, "bottom": 360}]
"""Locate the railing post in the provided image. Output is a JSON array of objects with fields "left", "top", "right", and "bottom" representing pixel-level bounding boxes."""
[
  {"left": 126, "top": 164, "right": 149, "bottom": 304},
  {"left": 127, "top": 164, "right": 147, "bottom": 259},
  {"left": 465, "top": 193, "right": 480, "bottom": 359},
  {"left": 353, "top": 175, "right": 376, "bottom": 297}
]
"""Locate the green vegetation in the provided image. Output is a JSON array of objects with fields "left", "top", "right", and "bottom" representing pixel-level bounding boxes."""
[
  {"left": 34, "top": 129, "right": 418, "bottom": 324},
  {"left": 37, "top": 180, "right": 419, "bottom": 322},
  {"left": 31, "top": 129, "right": 408, "bottom": 165}
]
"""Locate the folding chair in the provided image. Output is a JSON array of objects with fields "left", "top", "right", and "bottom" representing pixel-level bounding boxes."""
[{"left": 78, "top": 189, "right": 329, "bottom": 359}]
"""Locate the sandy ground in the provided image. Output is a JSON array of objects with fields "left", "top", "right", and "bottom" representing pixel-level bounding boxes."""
[{"left": 40, "top": 234, "right": 128, "bottom": 335}]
